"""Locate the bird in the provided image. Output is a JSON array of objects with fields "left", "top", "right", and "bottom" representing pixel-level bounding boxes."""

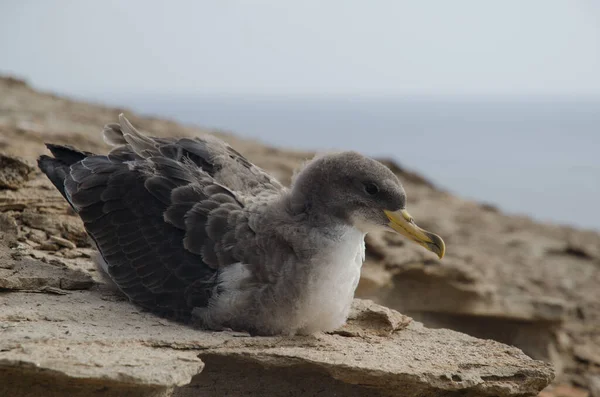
[{"left": 38, "top": 114, "right": 445, "bottom": 336}]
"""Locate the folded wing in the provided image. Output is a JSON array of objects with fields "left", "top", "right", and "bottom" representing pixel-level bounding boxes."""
[{"left": 38, "top": 115, "right": 277, "bottom": 321}]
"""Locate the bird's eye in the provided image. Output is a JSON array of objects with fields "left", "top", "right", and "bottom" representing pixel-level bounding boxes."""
[{"left": 364, "top": 182, "right": 379, "bottom": 195}]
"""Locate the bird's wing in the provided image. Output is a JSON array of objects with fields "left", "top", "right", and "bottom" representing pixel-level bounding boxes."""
[
  {"left": 53, "top": 116, "right": 276, "bottom": 320},
  {"left": 104, "top": 114, "right": 284, "bottom": 195}
]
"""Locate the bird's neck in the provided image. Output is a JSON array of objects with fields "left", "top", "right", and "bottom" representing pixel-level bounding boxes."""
[{"left": 286, "top": 189, "right": 351, "bottom": 231}]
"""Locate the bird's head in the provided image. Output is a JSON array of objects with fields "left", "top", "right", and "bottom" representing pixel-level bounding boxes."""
[{"left": 291, "top": 151, "right": 445, "bottom": 259}]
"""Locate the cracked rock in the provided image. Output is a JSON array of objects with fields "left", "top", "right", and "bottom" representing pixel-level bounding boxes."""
[{"left": 0, "top": 154, "right": 34, "bottom": 190}]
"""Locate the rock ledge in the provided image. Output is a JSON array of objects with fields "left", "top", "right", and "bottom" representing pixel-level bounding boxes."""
[{"left": 0, "top": 258, "right": 553, "bottom": 396}]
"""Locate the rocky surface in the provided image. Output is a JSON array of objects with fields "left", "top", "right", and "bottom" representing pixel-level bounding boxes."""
[
  {"left": 1, "top": 270, "right": 551, "bottom": 397},
  {"left": 0, "top": 75, "right": 596, "bottom": 395}
]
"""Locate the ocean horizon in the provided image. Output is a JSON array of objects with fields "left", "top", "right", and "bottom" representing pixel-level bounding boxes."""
[{"left": 99, "top": 95, "right": 600, "bottom": 232}]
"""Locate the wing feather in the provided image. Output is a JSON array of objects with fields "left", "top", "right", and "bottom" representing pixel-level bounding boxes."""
[
  {"left": 63, "top": 155, "right": 241, "bottom": 319},
  {"left": 40, "top": 115, "right": 283, "bottom": 322}
]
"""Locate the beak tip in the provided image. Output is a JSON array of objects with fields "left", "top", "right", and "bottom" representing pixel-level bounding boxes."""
[{"left": 429, "top": 235, "right": 446, "bottom": 260}]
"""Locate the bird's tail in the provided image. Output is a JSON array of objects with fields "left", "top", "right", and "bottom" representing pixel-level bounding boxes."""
[{"left": 37, "top": 144, "right": 92, "bottom": 203}]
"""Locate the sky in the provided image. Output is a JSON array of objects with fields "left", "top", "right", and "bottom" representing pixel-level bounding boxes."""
[
  {"left": 1, "top": 1, "right": 599, "bottom": 230},
  {"left": 1, "top": 0, "right": 600, "bottom": 98}
]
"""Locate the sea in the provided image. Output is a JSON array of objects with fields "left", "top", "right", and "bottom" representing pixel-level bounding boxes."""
[{"left": 108, "top": 96, "right": 600, "bottom": 231}]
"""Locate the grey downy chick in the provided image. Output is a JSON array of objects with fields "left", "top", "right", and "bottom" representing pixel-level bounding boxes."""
[{"left": 38, "top": 114, "right": 445, "bottom": 336}]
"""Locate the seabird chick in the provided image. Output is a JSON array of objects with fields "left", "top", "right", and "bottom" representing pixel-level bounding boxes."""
[{"left": 38, "top": 114, "right": 445, "bottom": 336}]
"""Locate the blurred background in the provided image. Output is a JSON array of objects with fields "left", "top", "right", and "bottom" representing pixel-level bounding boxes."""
[
  {"left": 1, "top": 0, "right": 599, "bottom": 230},
  {"left": 2, "top": 3, "right": 600, "bottom": 395}
]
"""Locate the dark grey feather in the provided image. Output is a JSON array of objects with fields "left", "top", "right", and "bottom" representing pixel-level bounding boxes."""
[{"left": 37, "top": 115, "right": 281, "bottom": 321}]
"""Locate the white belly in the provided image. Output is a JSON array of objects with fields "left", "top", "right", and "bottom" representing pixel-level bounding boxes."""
[
  {"left": 201, "top": 227, "right": 366, "bottom": 335},
  {"left": 294, "top": 227, "right": 366, "bottom": 334}
]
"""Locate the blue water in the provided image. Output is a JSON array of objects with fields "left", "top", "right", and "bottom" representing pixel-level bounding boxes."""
[{"left": 108, "top": 96, "right": 600, "bottom": 231}]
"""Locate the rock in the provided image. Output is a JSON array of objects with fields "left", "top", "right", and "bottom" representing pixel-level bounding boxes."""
[
  {"left": 0, "top": 213, "right": 18, "bottom": 246},
  {"left": 26, "top": 227, "right": 47, "bottom": 244},
  {"left": 20, "top": 209, "right": 90, "bottom": 247},
  {"left": 50, "top": 235, "right": 77, "bottom": 249},
  {"left": 355, "top": 260, "right": 393, "bottom": 297},
  {"left": 539, "top": 384, "right": 591, "bottom": 397},
  {"left": 56, "top": 219, "right": 90, "bottom": 247},
  {"left": 0, "top": 264, "right": 554, "bottom": 397},
  {"left": 333, "top": 298, "right": 412, "bottom": 337},
  {"left": 61, "top": 249, "right": 87, "bottom": 259},
  {"left": 0, "top": 75, "right": 28, "bottom": 88},
  {"left": 0, "top": 153, "right": 34, "bottom": 190},
  {"left": 0, "top": 213, "right": 18, "bottom": 234},
  {"left": 35, "top": 242, "right": 60, "bottom": 251},
  {"left": 588, "top": 376, "right": 600, "bottom": 397},
  {"left": 21, "top": 208, "right": 56, "bottom": 231},
  {"left": 573, "top": 343, "right": 600, "bottom": 366},
  {"left": 0, "top": 257, "right": 94, "bottom": 291}
]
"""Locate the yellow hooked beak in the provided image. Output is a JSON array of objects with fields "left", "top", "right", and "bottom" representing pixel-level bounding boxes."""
[{"left": 384, "top": 209, "right": 445, "bottom": 259}]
